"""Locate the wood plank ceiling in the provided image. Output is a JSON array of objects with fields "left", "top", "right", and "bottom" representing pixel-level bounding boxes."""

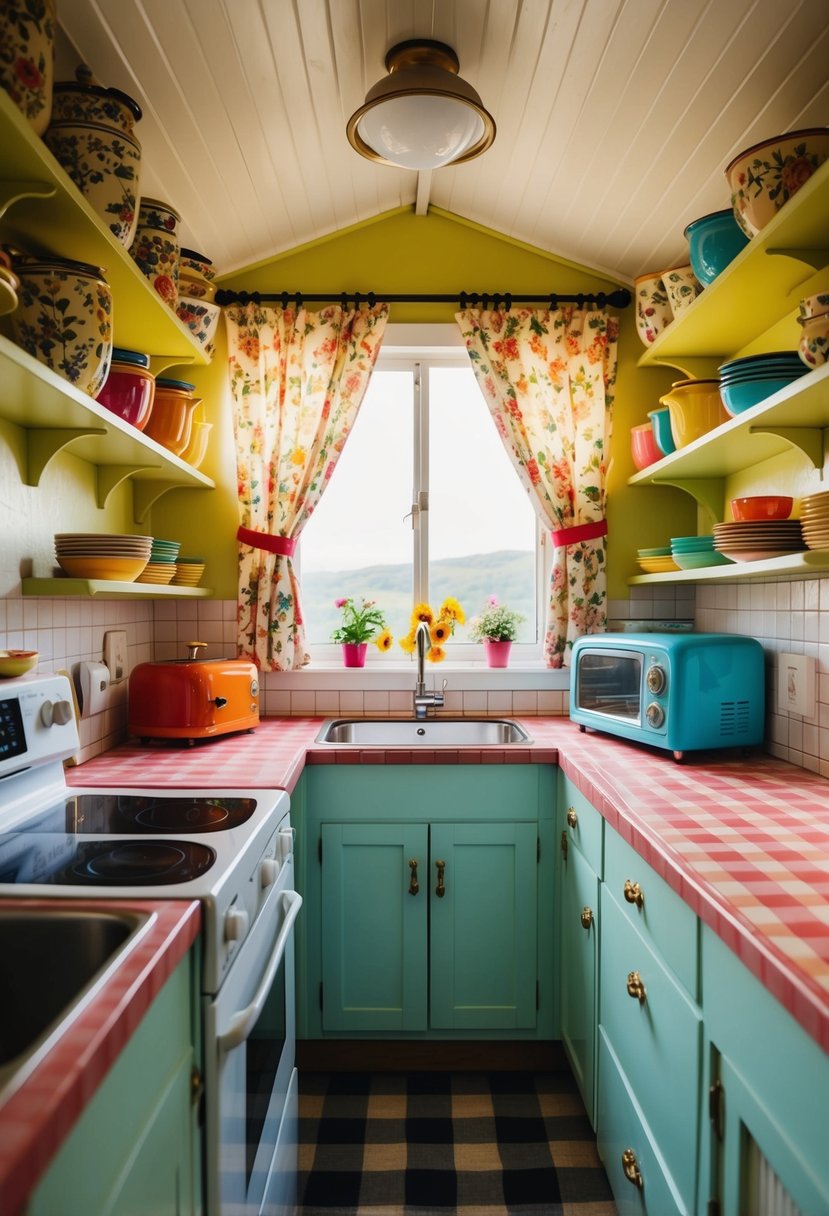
[{"left": 54, "top": 0, "right": 828, "bottom": 284}]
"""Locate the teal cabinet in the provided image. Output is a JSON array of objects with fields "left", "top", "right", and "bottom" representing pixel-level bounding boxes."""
[
  {"left": 703, "top": 926, "right": 829, "bottom": 1216},
  {"left": 27, "top": 948, "right": 199, "bottom": 1216},
  {"left": 297, "top": 764, "right": 555, "bottom": 1040}
]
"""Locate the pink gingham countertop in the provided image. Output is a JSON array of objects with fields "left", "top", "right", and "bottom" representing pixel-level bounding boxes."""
[
  {"left": 70, "top": 716, "right": 829, "bottom": 1052},
  {"left": 0, "top": 898, "right": 199, "bottom": 1216}
]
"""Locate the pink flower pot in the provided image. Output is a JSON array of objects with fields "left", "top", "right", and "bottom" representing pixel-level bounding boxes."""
[
  {"left": 483, "top": 639, "right": 512, "bottom": 668},
  {"left": 342, "top": 643, "right": 367, "bottom": 668}
]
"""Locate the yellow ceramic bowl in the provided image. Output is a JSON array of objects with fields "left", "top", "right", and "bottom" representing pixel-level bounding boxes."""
[
  {"left": 660, "top": 379, "right": 729, "bottom": 448},
  {"left": 58, "top": 556, "right": 148, "bottom": 581},
  {"left": 0, "top": 650, "right": 38, "bottom": 678}
]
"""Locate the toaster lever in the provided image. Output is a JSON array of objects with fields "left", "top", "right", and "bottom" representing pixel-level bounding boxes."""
[
  {"left": 185, "top": 640, "right": 208, "bottom": 660},
  {"left": 213, "top": 696, "right": 228, "bottom": 709}
]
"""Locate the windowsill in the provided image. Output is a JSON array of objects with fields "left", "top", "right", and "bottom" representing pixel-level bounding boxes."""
[{"left": 266, "top": 662, "right": 570, "bottom": 692}]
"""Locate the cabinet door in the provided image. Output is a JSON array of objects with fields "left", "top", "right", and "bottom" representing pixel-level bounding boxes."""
[
  {"left": 429, "top": 821, "right": 537, "bottom": 1030},
  {"left": 560, "top": 839, "right": 599, "bottom": 1124},
  {"left": 321, "top": 821, "right": 428, "bottom": 1032}
]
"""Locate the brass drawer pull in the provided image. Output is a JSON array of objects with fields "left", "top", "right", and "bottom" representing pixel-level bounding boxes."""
[
  {"left": 408, "top": 858, "right": 419, "bottom": 895},
  {"left": 580, "top": 906, "right": 593, "bottom": 930},
  {"left": 624, "top": 879, "right": 644, "bottom": 908},
  {"left": 626, "top": 970, "right": 646, "bottom": 1003},
  {"left": 621, "top": 1147, "right": 643, "bottom": 1188},
  {"left": 566, "top": 807, "right": 578, "bottom": 828},
  {"left": 435, "top": 858, "right": 446, "bottom": 898}
]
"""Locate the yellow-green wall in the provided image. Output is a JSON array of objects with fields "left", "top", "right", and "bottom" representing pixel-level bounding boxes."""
[{"left": 151, "top": 205, "right": 694, "bottom": 601}]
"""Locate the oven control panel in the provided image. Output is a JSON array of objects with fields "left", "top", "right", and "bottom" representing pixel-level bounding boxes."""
[{"left": 0, "top": 674, "right": 79, "bottom": 779}]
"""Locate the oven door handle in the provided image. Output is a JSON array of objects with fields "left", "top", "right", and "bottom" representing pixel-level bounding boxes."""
[{"left": 218, "top": 890, "right": 303, "bottom": 1052}]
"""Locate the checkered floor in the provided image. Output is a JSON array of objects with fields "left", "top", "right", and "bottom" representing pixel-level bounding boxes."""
[{"left": 298, "top": 1070, "right": 617, "bottom": 1215}]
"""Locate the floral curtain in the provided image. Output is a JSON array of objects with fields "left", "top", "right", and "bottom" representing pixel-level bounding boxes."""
[
  {"left": 455, "top": 307, "right": 619, "bottom": 667},
  {"left": 225, "top": 301, "right": 389, "bottom": 670}
]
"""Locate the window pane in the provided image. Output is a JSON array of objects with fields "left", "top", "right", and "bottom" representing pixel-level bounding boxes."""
[
  {"left": 300, "top": 368, "right": 415, "bottom": 645},
  {"left": 428, "top": 367, "right": 537, "bottom": 643}
]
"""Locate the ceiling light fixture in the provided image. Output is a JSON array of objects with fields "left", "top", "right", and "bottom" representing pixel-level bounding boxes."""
[{"left": 346, "top": 39, "right": 496, "bottom": 171}]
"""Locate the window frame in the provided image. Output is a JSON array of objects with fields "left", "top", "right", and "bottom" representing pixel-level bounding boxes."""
[{"left": 300, "top": 323, "right": 550, "bottom": 666}]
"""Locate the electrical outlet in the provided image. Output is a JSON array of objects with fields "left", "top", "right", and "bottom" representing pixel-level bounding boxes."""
[
  {"left": 777, "top": 652, "right": 816, "bottom": 718},
  {"left": 104, "top": 630, "right": 129, "bottom": 683}
]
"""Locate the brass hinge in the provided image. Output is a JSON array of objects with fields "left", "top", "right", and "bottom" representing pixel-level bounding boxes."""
[
  {"left": 319, "top": 982, "right": 324, "bottom": 1011},
  {"left": 709, "top": 1078, "right": 724, "bottom": 1141}
]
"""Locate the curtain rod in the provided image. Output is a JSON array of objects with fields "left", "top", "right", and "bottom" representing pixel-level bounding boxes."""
[{"left": 214, "top": 287, "right": 632, "bottom": 309}]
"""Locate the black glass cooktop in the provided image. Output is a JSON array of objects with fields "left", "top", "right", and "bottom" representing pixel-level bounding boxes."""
[
  {"left": 0, "top": 837, "right": 217, "bottom": 885},
  {"left": 23, "top": 794, "right": 258, "bottom": 834}
]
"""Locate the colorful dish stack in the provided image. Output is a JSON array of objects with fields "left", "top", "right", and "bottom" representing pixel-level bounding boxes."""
[
  {"left": 54, "top": 533, "right": 152, "bottom": 581},
  {"left": 172, "top": 557, "right": 205, "bottom": 587},
  {"left": 670, "top": 535, "right": 732, "bottom": 570},
  {"left": 136, "top": 537, "right": 181, "bottom": 584},
  {"left": 798, "top": 493, "right": 829, "bottom": 550},
  {"left": 713, "top": 519, "right": 805, "bottom": 562},
  {"left": 636, "top": 546, "right": 679, "bottom": 574},
  {"left": 718, "top": 352, "right": 807, "bottom": 415}
]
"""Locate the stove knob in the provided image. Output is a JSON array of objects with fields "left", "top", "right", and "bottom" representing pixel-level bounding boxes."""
[
  {"left": 41, "top": 699, "right": 74, "bottom": 727},
  {"left": 646, "top": 664, "right": 667, "bottom": 695},
  {"left": 646, "top": 701, "right": 665, "bottom": 728},
  {"left": 260, "top": 858, "right": 280, "bottom": 888},
  {"left": 224, "top": 906, "right": 249, "bottom": 943}
]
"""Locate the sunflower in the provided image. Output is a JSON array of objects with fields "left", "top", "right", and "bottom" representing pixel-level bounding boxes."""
[
  {"left": 375, "top": 628, "right": 394, "bottom": 652},
  {"left": 430, "top": 619, "right": 450, "bottom": 646},
  {"left": 427, "top": 645, "right": 446, "bottom": 663},
  {"left": 439, "top": 596, "right": 466, "bottom": 625},
  {"left": 410, "top": 602, "right": 434, "bottom": 626},
  {"left": 398, "top": 629, "right": 417, "bottom": 655}
]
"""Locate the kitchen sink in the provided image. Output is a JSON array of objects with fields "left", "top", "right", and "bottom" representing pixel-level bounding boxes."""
[
  {"left": 0, "top": 909, "right": 148, "bottom": 1085},
  {"left": 315, "top": 718, "right": 533, "bottom": 746}
]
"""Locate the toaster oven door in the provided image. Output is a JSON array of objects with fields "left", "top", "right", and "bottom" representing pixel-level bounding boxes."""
[{"left": 576, "top": 648, "right": 643, "bottom": 724}]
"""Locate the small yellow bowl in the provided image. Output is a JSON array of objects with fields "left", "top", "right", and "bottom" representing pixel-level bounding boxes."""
[
  {"left": 58, "top": 556, "right": 148, "bottom": 581},
  {"left": 0, "top": 650, "right": 39, "bottom": 677}
]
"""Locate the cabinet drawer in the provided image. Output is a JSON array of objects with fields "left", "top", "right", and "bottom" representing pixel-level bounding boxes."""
[
  {"left": 604, "top": 824, "right": 698, "bottom": 998},
  {"left": 597, "top": 1028, "right": 685, "bottom": 1216},
  {"left": 600, "top": 887, "right": 702, "bottom": 1210},
  {"left": 558, "top": 773, "right": 603, "bottom": 873}
]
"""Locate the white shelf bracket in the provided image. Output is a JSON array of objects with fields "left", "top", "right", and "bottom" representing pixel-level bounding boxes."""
[
  {"left": 27, "top": 426, "right": 107, "bottom": 485},
  {"left": 132, "top": 478, "right": 211, "bottom": 523},
  {"left": 97, "top": 464, "right": 160, "bottom": 509},
  {"left": 648, "top": 476, "right": 725, "bottom": 524},
  {"left": 748, "top": 425, "right": 826, "bottom": 471}
]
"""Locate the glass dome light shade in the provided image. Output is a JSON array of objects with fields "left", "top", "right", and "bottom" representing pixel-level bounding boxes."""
[{"left": 346, "top": 40, "right": 495, "bottom": 170}]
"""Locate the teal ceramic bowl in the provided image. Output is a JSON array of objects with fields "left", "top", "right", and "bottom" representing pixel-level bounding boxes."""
[
  {"left": 673, "top": 550, "right": 734, "bottom": 570},
  {"left": 720, "top": 374, "right": 803, "bottom": 415},
  {"left": 684, "top": 209, "right": 750, "bottom": 285},
  {"left": 648, "top": 407, "right": 676, "bottom": 455},
  {"left": 671, "top": 535, "right": 716, "bottom": 551}
]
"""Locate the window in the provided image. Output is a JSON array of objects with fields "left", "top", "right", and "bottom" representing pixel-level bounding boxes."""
[{"left": 300, "top": 325, "right": 546, "bottom": 660}]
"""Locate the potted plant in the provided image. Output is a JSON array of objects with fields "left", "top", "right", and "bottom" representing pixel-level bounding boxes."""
[
  {"left": 331, "top": 597, "right": 392, "bottom": 667},
  {"left": 469, "top": 596, "right": 525, "bottom": 667}
]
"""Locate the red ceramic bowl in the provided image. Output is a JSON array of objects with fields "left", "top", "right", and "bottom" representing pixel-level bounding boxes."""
[
  {"left": 631, "top": 423, "right": 662, "bottom": 470},
  {"left": 96, "top": 362, "right": 156, "bottom": 431},
  {"left": 730, "top": 495, "right": 793, "bottom": 521}
]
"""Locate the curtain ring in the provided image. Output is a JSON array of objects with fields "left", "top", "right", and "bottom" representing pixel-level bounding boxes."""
[
  {"left": 367, "top": 291, "right": 376, "bottom": 308},
  {"left": 576, "top": 293, "right": 585, "bottom": 308},
  {"left": 596, "top": 292, "right": 607, "bottom": 308},
  {"left": 340, "top": 292, "right": 349, "bottom": 309},
  {"left": 549, "top": 293, "right": 558, "bottom": 309},
  {"left": 295, "top": 292, "right": 303, "bottom": 309},
  {"left": 504, "top": 293, "right": 512, "bottom": 311},
  {"left": 493, "top": 293, "right": 501, "bottom": 310},
  {"left": 280, "top": 292, "right": 289, "bottom": 309},
  {"left": 482, "top": 293, "right": 490, "bottom": 310},
  {"left": 354, "top": 291, "right": 362, "bottom": 307},
  {"left": 459, "top": 291, "right": 468, "bottom": 309}
]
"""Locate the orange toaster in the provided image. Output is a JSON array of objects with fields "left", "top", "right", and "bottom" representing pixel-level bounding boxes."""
[{"left": 128, "top": 642, "right": 259, "bottom": 742}]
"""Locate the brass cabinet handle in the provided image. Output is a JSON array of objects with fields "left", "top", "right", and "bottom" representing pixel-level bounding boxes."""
[
  {"left": 580, "top": 906, "right": 593, "bottom": 930},
  {"left": 624, "top": 879, "right": 644, "bottom": 908},
  {"left": 621, "top": 1148, "right": 643, "bottom": 1188},
  {"left": 626, "top": 970, "right": 646, "bottom": 1003},
  {"left": 560, "top": 830, "right": 568, "bottom": 861},
  {"left": 435, "top": 859, "right": 446, "bottom": 898},
  {"left": 408, "top": 858, "right": 419, "bottom": 896},
  {"left": 566, "top": 807, "right": 578, "bottom": 828}
]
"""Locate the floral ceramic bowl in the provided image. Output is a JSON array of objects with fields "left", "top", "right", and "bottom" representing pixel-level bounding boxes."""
[
  {"left": 43, "top": 120, "right": 142, "bottom": 247},
  {"left": 175, "top": 295, "right": 221, "bottom": 350},
  {"left": 129, "top": 197, "right": 181, "bottom": 308},
  {"left": 51, "top": 65, "right": 142, "bottom": 134},
  {"left": 634, "top": 271, "right": 672, "bottom": 346},
  {"left": 0, "top": 0, "right": 55, "bottom": 135},
  {"left": 661, "top": 264, "right": 702, "bottom": 317},
  {"left": 726, "top": 128, "right": 829, "bottom": 237},
  {"left": 178, "top": 248, "right": 216, "bottom": 300},
  {"left": 797, "top": 313, "right": 829, "bottom": 369},
  {"left": 11, "top": 255, "right": 113, "bottom": 397}
]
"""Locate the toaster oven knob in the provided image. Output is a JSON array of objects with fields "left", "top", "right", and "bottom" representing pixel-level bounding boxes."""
[
  {"left": 224, "top": 906, "right": 249, "bottom": 943},
  {"left": 250, "top": 678, "right": 259, "bottom": 696},
  {"left": 646, "top": 664, "right": 667, "bottom": 695},
  {"left": 40, "top": 699, "right": 73, "bottom": 727},
  {"left": 260, "top": 858, "right": 280, "bottom": 888},
  {"left": 646, "top": 701, "right": 665, "bottom": 728}
]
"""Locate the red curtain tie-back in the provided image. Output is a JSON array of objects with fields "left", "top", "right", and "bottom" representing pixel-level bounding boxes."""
[
  {"left": 551, "top": 519, "right": 608, "bottom": 547},
  {"left": 237, "top": 526, "right": 297, "bottom": 556}
]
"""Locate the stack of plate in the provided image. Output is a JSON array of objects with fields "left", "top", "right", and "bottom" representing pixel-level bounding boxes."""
[
  {"left": 172, "top": 557, "right": 206, "bottom": 587},
  {"left": 55, "top": 533, "right": 151, "bottom": 581},
  {"left": 136, "top": 537, "right": 181, "bottom": 585},
  {"left": 637, "top": 546, "right": 679, "bottom": 574},
  {"left": 713, "top": 520, "right": 805, "bottom": 562},
  {"left": 718, "top": 352, "right": 808, "bottom": 416},
  {"left": 670, "top": 535, "right": 733, "bottom": 569},
  {"left": 799, "top": 492, "right": 829, "bottom": 550}
]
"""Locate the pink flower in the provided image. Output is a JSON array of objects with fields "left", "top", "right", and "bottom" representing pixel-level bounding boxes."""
[
  {"left": 487, "top": 595, "right": 499, "bottom": 607},
  {"left": 334, "top": 597, "right": 348, "bottom": 608}
]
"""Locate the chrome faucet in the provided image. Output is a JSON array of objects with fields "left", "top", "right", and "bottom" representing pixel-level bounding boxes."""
[{"left": 414, "top": 621, "right": 445, "bottom": 720}]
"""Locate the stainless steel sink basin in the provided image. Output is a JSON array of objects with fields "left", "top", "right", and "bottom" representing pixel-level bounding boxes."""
[
  {"left": 315, "top": 718, "right": 533, "bottom": 746},
  {"left": 0, "top": 909, "right": 147, "bottom": 1085}
]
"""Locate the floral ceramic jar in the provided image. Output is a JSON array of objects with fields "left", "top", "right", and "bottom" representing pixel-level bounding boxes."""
[
  {"left": 726, "top": 127, "right": 829, "bottom": 237},
  {"left": 176, "top": 296, "right": 221, "bottom": 353},
  {"left": 11, "top": 254, "right": 113, "bottom": 397},
  {"left": 661, "top": 264, "right": 701, "bottom": 317},
  {"left": 44, "top": 66, "right": 143, "bottom": 247},
  {"left": 178, "top": 248, "right": 216, "bottom": 301},
  {"left": 634, "top": 271, "right": 672, "bottom": 347},
  {"left": 129, "top": 197, "right": 181, "bottom": 308},
  {"left": 0, "top": 0, "right": 55, "bottom": 135}
]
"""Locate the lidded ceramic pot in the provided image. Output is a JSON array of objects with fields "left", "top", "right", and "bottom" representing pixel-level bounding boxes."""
[
  {"left": 178, "top": 248, "right": 216, "bottom": 301},
  {"left": 96, "top": 347, "right": 156, "bottom": 430},
  {"left": 43, "top": 65, "right": 143, "bottom": 247},
  {"left": 10, "top": 254, "right": 113, "bottom": 397},
  {"left": 144, "top": 376, "right": 201, "bottom": 455},
  {"left": 0, "top": 0, "right": 56, "bottom": 135},
  {"left": 129, "top": 197, "right": 182, "bottom": 308}
]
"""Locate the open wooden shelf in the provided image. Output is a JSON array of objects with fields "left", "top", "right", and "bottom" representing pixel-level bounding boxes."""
[
  {"left": 629, "top": 550, "right": 829, "bottom": 585},
  {"left": 22, "top": 578, "right": 212, "bottom": 599}
]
